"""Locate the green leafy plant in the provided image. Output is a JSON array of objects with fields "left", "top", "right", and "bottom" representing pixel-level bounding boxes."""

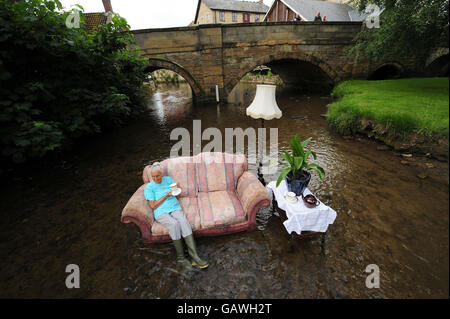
[
  {"left": 0, "top": 0, "right": 149, "bottom": 164},
  {"left": 276, "top": 134, "right": 325, "bottom": 187}
]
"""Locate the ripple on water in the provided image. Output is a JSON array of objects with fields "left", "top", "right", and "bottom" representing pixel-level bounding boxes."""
[{"left": 0, "top": 82, "right": 448, "bottom": 298}]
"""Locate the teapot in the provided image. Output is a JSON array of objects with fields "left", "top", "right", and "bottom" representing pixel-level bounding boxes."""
[{"left": 302, "top": 194, "right": 320, "bottom": 208}]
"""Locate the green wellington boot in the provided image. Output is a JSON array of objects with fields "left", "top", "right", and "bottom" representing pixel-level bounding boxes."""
[
  {"left": 173, "top": 239, "right": 193, "bottom": 270},
  {"left": 184, "top": 234, "right": 209, "bottom": 269}
]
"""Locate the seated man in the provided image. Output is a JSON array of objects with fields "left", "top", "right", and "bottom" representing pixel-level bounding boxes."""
[{"left": 144, "top": 162, "right": 208, "bottom": 270}]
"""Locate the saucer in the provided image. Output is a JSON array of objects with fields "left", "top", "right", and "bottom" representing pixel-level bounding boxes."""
[
  {"left": 171, "top": 187, "right": 181, "bottom": 196},
  {"left": 284, "top": 195, "right": 298, "bottom": 203}
]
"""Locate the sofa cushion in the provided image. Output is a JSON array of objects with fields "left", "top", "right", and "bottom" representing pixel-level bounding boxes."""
[
  {"left": 151, "top": 196, "right": 201, "bottom": 236},
  {"left": 195, "top": 152, "right": 247, "bottom": 192},
  {"left": 178, "top": 196, "right": 201, "bottom": 230},
  {"left": 197, "top": 191, "right": 246, "bottom": 229},
  {"left": 144, "top": 156, "right": 197, "bottom": 198}
]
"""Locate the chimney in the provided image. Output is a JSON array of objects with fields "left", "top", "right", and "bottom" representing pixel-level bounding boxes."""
[
  {"left": 259, "top": 0, "right": 264, "bottom": 3},
  {"left": 102, "top": 0, "right": 113, "bottom": 13}
]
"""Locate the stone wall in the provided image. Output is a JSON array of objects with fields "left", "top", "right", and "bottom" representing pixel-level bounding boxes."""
[{"left": 131, "top": 21, "right": 420, "bottom": 103}]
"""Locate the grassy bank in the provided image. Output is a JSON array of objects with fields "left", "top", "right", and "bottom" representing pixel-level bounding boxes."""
[{"left": 327, "top": 78, "right": 449, "bottom": 156}]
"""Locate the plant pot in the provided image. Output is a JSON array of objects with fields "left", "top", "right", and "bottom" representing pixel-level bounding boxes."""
[{"left": 285, "top": 170, "right": 311, "bottom": 196}]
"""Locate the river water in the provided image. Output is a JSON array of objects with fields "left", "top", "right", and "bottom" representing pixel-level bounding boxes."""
[{"left": 0, "top": 82, "right": 448, "bottom": 298}]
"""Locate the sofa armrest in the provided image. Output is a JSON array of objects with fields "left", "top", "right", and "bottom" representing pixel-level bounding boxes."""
[
  {"left": 121, "top": 184, "right": 154, "bottom": 240},
  {"left": 236, "top": 171, "right": 270, "bottom": 226}
]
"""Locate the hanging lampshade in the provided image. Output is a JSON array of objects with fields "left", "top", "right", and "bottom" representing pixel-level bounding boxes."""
[{"left": 246, "top": 84, "right": 282, "bottom": 120}]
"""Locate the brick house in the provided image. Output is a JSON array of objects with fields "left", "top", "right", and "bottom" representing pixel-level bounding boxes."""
[
  {"left": 264, "top": 0, "right": 367, "bottom": 22},
  {"left": 83, "top": 0, "right": 114, "bottom": 32},
  {"left": 194, "top": 0, "right": 269, "bottom": 25}
]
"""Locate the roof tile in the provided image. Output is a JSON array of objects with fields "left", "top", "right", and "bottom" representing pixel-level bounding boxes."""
[
  {"left": 83, "top": 12, "right": 108, "bottom": 32},
  {"left": 281, "top": 0, "right": 368, "bottom": 21},
  {"left": 203, "top": 0, "right": 269, "bottom": 13}
]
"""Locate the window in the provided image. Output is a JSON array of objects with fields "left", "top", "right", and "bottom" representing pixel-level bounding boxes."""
[
  {"left": 201, "top": 17, "right": 204, "bottom": 24},
  {"left": 286, "top": 9, "right": 288, "bottom": 21},
  {"left": 232, "top": 12, "right": 237, "bottom": 22},
  {"left": 220, "top": 11, "right": 225, "bottom": 21},
  {"left": 206, "top": 14, "right": 210, "bottom": 23},
  {"left": 255, "top": 14, "right": 260, "bottom": 22}
]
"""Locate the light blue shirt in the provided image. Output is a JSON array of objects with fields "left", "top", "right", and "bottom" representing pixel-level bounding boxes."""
[{"left": 144, "top": 176, "right": 182, "bottom": 220}]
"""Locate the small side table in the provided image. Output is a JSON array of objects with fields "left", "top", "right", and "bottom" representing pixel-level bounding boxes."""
[
  {"left": 266, "top": 180, "right": 337, "bottom": 253},
  {"left": 271, "top": 197, "right": 327, "bottom": 252}
]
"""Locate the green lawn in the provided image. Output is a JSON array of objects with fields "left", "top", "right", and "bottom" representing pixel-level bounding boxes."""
[{"left": 327, "top": 78, "right": 449, "bottom": 139}]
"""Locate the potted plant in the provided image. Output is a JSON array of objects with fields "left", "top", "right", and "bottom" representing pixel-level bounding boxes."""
[{"left": 276, "top": 134, "right": 325, "bottom": 195}]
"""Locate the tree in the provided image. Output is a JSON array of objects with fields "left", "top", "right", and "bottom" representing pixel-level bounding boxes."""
[
  {"left": 349, "top": 0, "right": 449, "bottom": 62},
  {"left": 0, "top": 0, "right": 149, "bottom": 164}
]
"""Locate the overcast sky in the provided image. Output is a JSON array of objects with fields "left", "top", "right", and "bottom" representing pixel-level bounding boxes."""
[{"left": 59, "top": 0, "right": 274, "bottom": 30}]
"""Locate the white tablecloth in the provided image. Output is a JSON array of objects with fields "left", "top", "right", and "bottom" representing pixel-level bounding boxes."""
[{"left": 266, "top": 180, "right": 337, "bottom": 235}]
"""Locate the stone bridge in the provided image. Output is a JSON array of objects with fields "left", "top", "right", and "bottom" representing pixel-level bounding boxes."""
[{"left": 131, "top": 21, "right": 447, "bottom": 103}]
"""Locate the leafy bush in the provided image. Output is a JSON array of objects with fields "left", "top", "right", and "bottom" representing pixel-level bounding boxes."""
[
  {"left": 0, "top": 0, "right": 149, "bottom": 163},
  {"left": 349, "top": 0, "right": 449, "bottom": 62}
]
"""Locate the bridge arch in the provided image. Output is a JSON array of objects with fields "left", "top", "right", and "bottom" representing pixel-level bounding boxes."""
[
  {"left": 425, "top": 53, "right": 449, "bottom": 77},
  {"left": 368, "top": 62, "right": 404, "bottom": 80},
  {"left": 225, "top": 51, "right": 339, "bottom": 94},
  {"left": 145, "top": 58, "right": 202, "bottom": 97}
]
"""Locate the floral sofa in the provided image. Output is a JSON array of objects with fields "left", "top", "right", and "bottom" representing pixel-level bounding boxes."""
[{"left": 121, "top": 152, "right": 270, "bottom": 243}]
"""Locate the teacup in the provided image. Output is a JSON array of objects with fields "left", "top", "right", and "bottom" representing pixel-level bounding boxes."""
[
  {"left": 285, "top": 191, "right": 298, "bottom": 203},
  {"left": 169, "top": 183, "right": 178, "bottom": 194}
]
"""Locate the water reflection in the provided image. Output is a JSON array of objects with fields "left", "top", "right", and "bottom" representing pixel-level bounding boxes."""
[
  {"left": 142, "top": 83, "right": 448, "bottom": 298},
  {"left": 149, "top": 83, "right": 193, "bottom": 125},
  {"left": 0, "top": 82, "right": 448, "bottom": 299}
]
